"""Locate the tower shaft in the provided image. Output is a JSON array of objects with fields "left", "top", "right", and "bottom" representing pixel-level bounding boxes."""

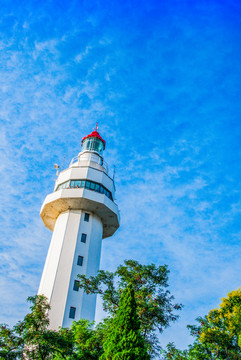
[{"left": 38, "top": 210, "right": 103, "bottom": 329}]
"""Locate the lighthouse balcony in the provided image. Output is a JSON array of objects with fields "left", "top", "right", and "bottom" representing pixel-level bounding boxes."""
[{"left": 40, "top": 187, "right": 120, "bottom": 238}]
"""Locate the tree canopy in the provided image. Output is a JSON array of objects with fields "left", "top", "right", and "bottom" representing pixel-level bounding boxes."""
[
  {"left": 161, "top": 288, "right": 241, "bottom": 360},
  {"left": 78, "top": 259, "right": 182, "bottom": 355},
  {"left": 2, "top": 262, "right": 241, "bottom": 360},
  {"left": 0, "top": 295, "right": 73, "bottom": 360},
  {"left": 100, "top": 283, "right": 150, "bottom": 360}
]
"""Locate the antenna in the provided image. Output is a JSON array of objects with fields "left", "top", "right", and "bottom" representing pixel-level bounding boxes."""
[
  {"left": 113, "top": 165, "right": 116, "bottom": 180},
  {"left": 95, "top": 122, "right": 98, "bottom": 131},
  {"left": 113, "top": 165, "right": 116, "bottom": 192},
  {"left": 61, "top": 156, "right": 66, "bottom": 172}
]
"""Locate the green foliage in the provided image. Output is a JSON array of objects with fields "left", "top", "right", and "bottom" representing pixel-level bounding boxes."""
[
  {"left": 1, "top": 260, "right": 182, "bottom": 359},
  {"left": 160, "top": 341, "right": 215, "bottom": 360},
  {"left": 23, "top": 295, "right": 73, "bottom": 360},
  {"left": 160, "top": 342, "right": 189, "bottom": 359},
  {"left": 196, "top": 288, "right": 241, "bottom": 359},
  {"left": 162, "top": 288, "right": 241, "bottom": 360},
  {"left": 0, "top": 295, "right": 73, "bottom": 360},
  {"left": 0, "top": 322, "right": 24, "bottom": 360},
  {"left": 78, "top": 259, "right": 182, "bottom": 355},
  {"left": 101, "top": 283, "right": 150, "bottom": 360},
  {"left": 67, "top": 319, "right": 106, "bottom": 359}
]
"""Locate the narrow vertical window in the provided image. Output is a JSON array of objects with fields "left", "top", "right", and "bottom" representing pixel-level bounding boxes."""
[
  {"left": 77, "top": 256, "right": 84, "bottom": 266},
  {"left": 85, "top": 181, "right": 91, "bottom": 189},
  {"left": 95, "top": 183, "right": 100, "bottom": 192},
  {"left": 81, "top": 233, "right": 87, "bottom": 243},
  {"left": 84, "top": 213, "right": 89, "bottom": 222},
  {"left": 69, "top": 307, "right": 76, "bottom": 319},
  {"left": 73, "top": 280, "right": 80, "bottom": 291}
]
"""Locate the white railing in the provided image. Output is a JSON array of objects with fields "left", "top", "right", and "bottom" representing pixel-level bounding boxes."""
[
  {"left": 69, "top": 154, "right": 109, "bottom": 173},
  {"left": 69, "top": 155, "right": 79, "bottom": 165}
]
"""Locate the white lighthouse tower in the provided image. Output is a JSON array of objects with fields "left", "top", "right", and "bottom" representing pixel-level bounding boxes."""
[{"left": 38, "top": 126, "right": 120, "bottom": 330}]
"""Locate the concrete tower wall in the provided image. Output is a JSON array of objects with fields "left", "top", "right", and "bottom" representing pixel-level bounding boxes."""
[
  {"left": 38, "top": 209, "right": 103, "bottom": 330},
  {"left": 38, "top": 212, "right": 70, "bottom": 304},
  {"left": 62, "top": 211, "right": 103, "bottom": 327}
]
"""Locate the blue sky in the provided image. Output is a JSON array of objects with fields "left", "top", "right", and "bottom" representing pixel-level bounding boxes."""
[{"left": 1, "top": 0, "right": 241, "bottom": 350}]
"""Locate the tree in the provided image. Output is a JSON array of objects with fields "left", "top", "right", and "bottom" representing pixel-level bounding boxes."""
[
  {"left": 195, "top": 288, "right": 241, "bottom": 359},
  {"left": 0, "top": 295, "right": 73, "bottom": 360},
  {"left": 61, "top": 319, "right": 106, "bottom": 360},
  {"left": 0, "top": 296, "right": 109, "bottom": 360},
  {"left": 78, "top": 259, "right": 182, "bottom": 356},
  {"left": 160, "top": 341, "right": 214, "bottom": 360},
  {"left": 100, "top": 283, "right": 150, "bottom": 360},
  {"left": 0, "top": 322, "right": 24, "bottom": 360},
  {"left": 161, "top": 288, "right": 241, "bottom": 360},
  {"left": 160, "top": 342, "right": 189, "bottom": 360}
]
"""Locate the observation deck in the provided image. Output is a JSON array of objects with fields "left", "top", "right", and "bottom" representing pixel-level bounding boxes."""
[{"left": 69, "top": 152, "right": 109, "bottom": 173}]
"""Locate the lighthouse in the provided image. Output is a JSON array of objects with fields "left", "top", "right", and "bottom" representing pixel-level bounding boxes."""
[{"left": 38, "top": 127, "right": 120, "bottom": 330}]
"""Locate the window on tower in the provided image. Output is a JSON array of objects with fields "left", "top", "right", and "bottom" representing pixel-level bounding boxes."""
[
  {"left": 56, "top": 179, "right": 113, "bottom": 201},
  {"left": 95, "top": 183, "right": 100, "bottom": 191},
  {"left": 84, "top": 213, "right": 90, "bottom": 222},
  {"left": 85, "top": 181, "right": 91, "bottom": 189},
  {"left": 81, "top": 233, "right": 87, "bottom": 243},
  {"left": 69, "top": 307, "right": 76, "bottom": 319},
  {"left": 75, "top": 180, "right": 81, "bottom": 188},
  {"left": 73, "top": 280, "right": 80, "bottom": 291},
  {"left": 77, "top": 256, "right": 84, "bottom": 266},
  {"left": 82, "top": 137, "right": 104, "bottom": 156}
]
